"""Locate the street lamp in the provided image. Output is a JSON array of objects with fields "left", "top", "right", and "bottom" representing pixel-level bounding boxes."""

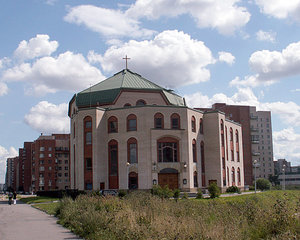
[
  {"left": 253, "top": 160, "right": 259, "bottom": 194},
  {"left": 282, "top": 164, "right": 286, "bottom": 191}
]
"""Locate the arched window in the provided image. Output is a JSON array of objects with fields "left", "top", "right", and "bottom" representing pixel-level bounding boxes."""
[
  {"left": 194, "top": 171, "right": 198, "bottom": 188},
  {"left": 136, "top": 99, "right": 146, "bottom": 106},
  {"left": 124, "top": 103, "right": 131, "bottom": 107},
  {"left": 236, "top": 130, "right": 240, "bottom": 162},
  {"left": 84, "top": 116, "right": 92, "bottom": 145},
  {"left": 231, "top": 167, "right": 235, "bottom": 186},
  {"left": 154, "top": 113, "right": 164, "bottom": 129},
  {"left": 227, "top": 167, "right": 229, "bottom": 185},
  {"left": 73, "top": 123, "right": 76, "bottom": 139},
  {"left": 127, "top": 138, "right": 137, "bottom": 164},
  {"left": 192, "top": 139, "right": 197, "bottom": 163},
  {"left": 191, "top": 116, "right": 196, "bottom": 132},
  {"left": 157, "top": 137, "right": 179, "bottom": 162},
  {"left": 225, "top": 126, "right": 228, "bottom": 161},
  {"left": 230, "top": 127, "right": 233, "bottom": 141},
  {"left": 128, "top": 172, "right": 138, "bottom": 189},
  {"left": 171, "top": 113, "right": 180, "bottom": 129},
  {"left": 221, "top": 120, "right": 225, "bottom": 147},
  {"left": 237, "top": 168, "right": 241, "bottom": 186},
  {"left": 108, "top": 116, "right": 118, "bottom": 133},
  {"left": 230, "top": 127, "right": 234, "bottom": 161},
  {"left": 201, "top": 141, "right": 205, "bottom": 187},
  {"left": 200, "top": 118, "right": 203, "bottom": 134},
  {"left": 108, "top": 140, "right": 118, "bottom": 189},
  {"left": 127, "top": 114, "right": 137, "bottom": 131}
]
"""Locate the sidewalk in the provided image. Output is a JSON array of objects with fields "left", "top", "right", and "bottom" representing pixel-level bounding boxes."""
[{"left": 0, "top": 199, "right": 81, "bottom": 240}]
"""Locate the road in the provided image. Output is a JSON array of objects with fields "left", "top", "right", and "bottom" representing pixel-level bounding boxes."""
[{"left": 0, "top": 198, "right": 81, "bottom": 240}]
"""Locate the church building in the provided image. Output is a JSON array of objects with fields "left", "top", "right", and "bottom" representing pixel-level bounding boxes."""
[{"left": 69, "top": 69, "right": 244, "bottom": 192}]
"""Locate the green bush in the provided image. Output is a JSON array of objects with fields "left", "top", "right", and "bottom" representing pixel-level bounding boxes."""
[
  {"left": 196, "top": 189, "right": 203, "bottom": 199},
  {"left": 151, "top": 185, "right": 173, "bottom": 199},
  {"left": 173, "top": 189, "right": 180, "bottom": 201},
  {"left": 181, "top": 192, "right": 188, "bottom": 199},
  {"left": 118, "top": 190, "right": 127, "bottom": 198},
  {"left": 226, "top": 186, "right": 241, "bottom": 193},
  {"left": 208, "top": 182, "right": 221, "bottom": 198},
  {"left": 256, "top": 178, "right": 271, "bottom": 191}
]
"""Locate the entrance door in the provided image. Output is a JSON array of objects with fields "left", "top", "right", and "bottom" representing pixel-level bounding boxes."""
[{"left": 158, "top": 173, "right": 179, "bottom": 190}]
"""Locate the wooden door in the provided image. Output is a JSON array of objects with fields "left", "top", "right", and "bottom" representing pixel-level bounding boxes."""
[{"left": 158, "top": 173, "right": 179, "bottom": 190}]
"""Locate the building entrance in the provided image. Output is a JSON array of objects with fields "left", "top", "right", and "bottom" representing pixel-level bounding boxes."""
[{"left": 158, "top": 168, "right": 179, "bottom": 190}]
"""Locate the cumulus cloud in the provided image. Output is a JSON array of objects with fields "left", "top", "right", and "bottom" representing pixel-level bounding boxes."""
[
  {"left": 273, "top": 128, "right": 300, "bottom": 164},
  {"left": 0, "top": 82, "right": 8, "bottom": 96},
  {"left": 218, "top": 51, "right": 235, "bottom": 65},
  {"left": 256, "top": 30, "right": 276, "bottom": 42},
  {"left": 230, "top": 41, "right": 300, "bottom": 87},
  {"left": 14, "top": 34, "right": 58, "bottom": 61},
  {"left": 2, "top": 51, "right": 105, "bottom": 96},
  {"left": 24, "top": 101, "right": 69, "bottom": 134},
  {"left": 255, "top": 0, "right": 300, "bottom": 22},
  {"left": 127, "top": 0, "right": 250, "bottom": 35},
  {"left": 0, "top": 146, "right": 18, "bottom": 183},
  {"left": 91, "top": 30, "right": 215, "bottom": 88},
  {"left": 64, "top": 5, "right": 156, "bottom": 38}
]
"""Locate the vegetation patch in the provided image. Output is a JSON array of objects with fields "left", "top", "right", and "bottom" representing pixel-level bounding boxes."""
[
  {"left": 34, "top": 202, "right": 60, "bottom": 215},
  {"left": 54, "top": 190, "right": 300, "bottom": 240},
  {"left": 20, "top": 196, "right": 59, "bottom": 204}
]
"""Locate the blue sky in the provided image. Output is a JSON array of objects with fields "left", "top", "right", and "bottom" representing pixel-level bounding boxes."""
[{"left": 1, "top": 0, "right": 300, "bottom": 183}]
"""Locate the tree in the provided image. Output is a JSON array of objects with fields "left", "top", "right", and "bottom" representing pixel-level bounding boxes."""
[
  {"left": 256, "top": 178, "right": 271, "bottom": 191},
  {"left": 268, "top": 174, "right": 280, "bottom": 186},
  {"left": 208, "top": 182, "right": 221, "bottom": 198}
]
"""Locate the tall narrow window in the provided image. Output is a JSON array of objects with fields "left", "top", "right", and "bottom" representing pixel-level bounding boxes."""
[
  {"left": 86, "top": 158, "right": 92, "bottom": 171},
  {"left": 231, "top": 167, "right": 235, "bottom": 186},
  {"left": 201, "top": 141, "right": 205, "bottom": 187},
  {"left": 171, "top": 113, "right": 180, "bottom": 129},
  {"left": 200, "top": 118, "right": 203, "bottom": 134},
  {"left": 230, "top": 127, "right": 234, "bottom": 161},
  {"left": 192, "top": 139, "right": 197, "bottom": 163},
  {"left": 225, "top": 127, "right": 228, "bottom": 161},
  {"left": 129, "top": 172, "right": 138, "bottom": 189},
  {"left": 191, "top": 116, "right": 196, "bottom": 132},
  {"left": 237, "top": 168, "right": 241, "bottom": 186},
  {"left": 227, "top": 167, "right": 229, "bottom": 185},
  {"left": 154, "top": 113, "right": 164, "bottom": 129},
  {"left": 108, "top": 140, "right": 119, "bottom": 189},
  {"left": 236, "top": 130, "right": 240, "bottom": 162},
  {"left": 194, "top": 171, "right": 198, "bottom": 188},
  {"left": 108, "top": 116, "right": 118, "bottom": 133},
  {"left": 127, "top": 138, "right": 138, "bottom": 164},
  {"left": 127, "top": 114, "right": 137, "bottom": 131}
]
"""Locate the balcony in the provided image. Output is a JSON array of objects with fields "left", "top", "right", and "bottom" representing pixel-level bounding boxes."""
[
  {"left": 251, "top": 140, "right": 259, "bottom": 144},
  {"left": 252, "top": 152, "right": 260, "bottom": 156},
  {"left": 250, "top": 115, "right": 258, "bottom": 120},
  {"left": 250, "top": 127, "right": 259, "bottom": 132}
]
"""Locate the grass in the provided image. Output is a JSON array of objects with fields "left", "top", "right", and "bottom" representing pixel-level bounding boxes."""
[
  {"left": 20, "top": 196, "right": 59, "bottom": 204},
  {"left": 54, "top": 190, "right": 300, "bottom": 240},
  {"left": 34, "top": 202, "right": 60, "bottom": 215}
]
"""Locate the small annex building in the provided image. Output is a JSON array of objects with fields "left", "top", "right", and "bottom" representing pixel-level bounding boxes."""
[{"left": 69, "top": 69, "right": 244, "bottom": 192}]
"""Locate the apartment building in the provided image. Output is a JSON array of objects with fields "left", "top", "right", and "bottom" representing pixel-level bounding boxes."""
[
  {"left": 31, "top": 134, "right": 70, "bottom": 192},
  {"left": 197, "top": 103, "right": 274, "bottom": 185},
  {"left": 5, "top": 157, "right": 17, "bottom": 190}
]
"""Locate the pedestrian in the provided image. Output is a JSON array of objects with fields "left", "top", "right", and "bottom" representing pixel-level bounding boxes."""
[
  {"left": 13, "top": 191, "right": 17, "bottom": 205},
  {"left": 8, "top": 192, "right": 12, "bottom": 205}
]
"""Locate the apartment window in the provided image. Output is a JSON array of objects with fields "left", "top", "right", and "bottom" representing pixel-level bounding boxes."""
[
  {"left": 267, "top": 135, "right": 270, "bottom": 138},
  {"left": 108, "top": 116, "right": 118, "bottom": 133},
  {"left": 48, "top": 166, "right": 52, "bottom": 171},
  {"left": 58, "top": 173, "right": 62, "bottom": 177},
  {"left": 48, "top": 153, "right": 52, "bottom": 157},
  {"left": 48, "top": 160, "right": 52, "bottom": 164},
  {"left": 65, "top": 160, "right": 68, "bottom": 164},
  {"left": 154, "top": 113, "right": 164, "bottom": 129},
  {"left": 39, "top": 153, "right": 44, "bottom": 158},
  {"left": 127, "top": 114, "right": 137, "bottom": 131},
  {"left": 48, "top": 147, "right": 52, "bottom": 151},
  {"left": 39, "top": 160, "right": 44, "bottom": 165},
  {"left": 65, "top": 166, "right": 68, "bottom": 170},
  {"left": 65, "top": 173, "right": 68, "bottom": 177},
  {"left": 40, "top": 147, "right": 45, "bottom": 151},
  {"left": 86, "top": 158, "right": 92, "bottom": 171},
  {"left": 58, "top": 167, "right": 62, "bottom": 170},
  {"left": 39, "top": 166, "right": 45, "bottom": 171}
]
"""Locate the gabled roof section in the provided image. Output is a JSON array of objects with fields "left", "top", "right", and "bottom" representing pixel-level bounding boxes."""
[{"left": 75, "top": 69, "right": 186, "bottom": 107}]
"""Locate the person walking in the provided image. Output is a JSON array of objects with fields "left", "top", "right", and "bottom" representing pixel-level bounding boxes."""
[
  {"left": 8, "top": 191, "right": 13, "bottom": 205},
  {"left": 13, "top": 191, "right": 17, "bottom": 205}
]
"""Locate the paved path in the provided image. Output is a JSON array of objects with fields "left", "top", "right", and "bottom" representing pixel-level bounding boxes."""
[{"left": 0, "top": 200, "right": 81, "bottom": 240}]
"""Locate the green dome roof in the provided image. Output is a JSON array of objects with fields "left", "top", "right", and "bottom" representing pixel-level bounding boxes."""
[{"left": 74, "top": 69, "right": 185, "bottom": 107}]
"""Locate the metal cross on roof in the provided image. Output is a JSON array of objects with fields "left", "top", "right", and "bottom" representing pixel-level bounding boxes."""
[{"left": 123, "top": 55, "right": 130, "bottom": 69}]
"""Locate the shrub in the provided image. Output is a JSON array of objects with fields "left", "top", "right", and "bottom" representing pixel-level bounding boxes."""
[
  {"left": 118, "top": 190, "right": 127, "bottom": 198},
  {"left": 173, "top": 189, "right": 180, "bottom": 202},
  {"left": 226, "top": 186, "right": 241, "bottom": 194},
  {"left": 151, "top": 185, "right": 173, "bottom": 199},
  {"left": 256, "top": 178, "right": 271, "bottom": 191},
  {"left": 196, "top": 189, "right": 203, "bottom": 199},
  {"left": 208, "top": 182, "right": 220, "bottom": 198},
  {"left": 181, "top": 192, "right": 188, "bottom": 199}
]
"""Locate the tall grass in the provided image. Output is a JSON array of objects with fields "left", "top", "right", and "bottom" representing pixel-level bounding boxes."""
[{"left": 56, "top": 191, "right": 300, "bottom": 240}]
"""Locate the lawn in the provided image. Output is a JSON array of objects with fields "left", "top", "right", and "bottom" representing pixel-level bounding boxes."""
[
  {"left": 34, "top": 202, "right": 60, "bottom": 215},
  {"left": 20, "top": 196, "right": 59, "bottom": 204}
]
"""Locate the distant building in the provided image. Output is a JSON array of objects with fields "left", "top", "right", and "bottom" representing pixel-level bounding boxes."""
[
  {"left": 197, "top": 103, "right": 274, "bottom": 185},
  {"left": 18, "top": 142, "right": 33, "bottom": 193},
  {"left": 69, "top": 69, "right": 245, "bottom": 192},
  {"left": 5, "top": 157, "right": 18, "bottom": 190},
  {"left": 274, "top": 159, "right": 291, "bottom": 175},
  {"left": 31, "top": 134, "right": 70, "bottom": 192}
]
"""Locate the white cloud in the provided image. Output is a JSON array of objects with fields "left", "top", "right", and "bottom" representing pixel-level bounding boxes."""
[
  {"left": 255, "top": 0, "right": 300, "bottom": 21},
  {"left": 2, "top": 51, "right": 105, "bottom": 96},
  {"left": 230, "top": 41, "right": 300, "bottom": 87},
  {"left": 0, "top": 146, "right": 18, "bottom": 184},
  {"left": 256, "top": 30, "right": 276, "bottom": 42},
  {"left": 0, "top": 82, "right": 8, "bottom": 96},
  {"left": 24, "top": 101, "right": 69, "bottom": 134},
  {"left": 127, "top": 0, "right": 251, "bottom": 35},
  {"left": 14, "top": 34, "right": 58, "bottom": 61},
  {"left": 273, "top": 128, "right": 300, "bottom": 164},
  {"left": 64, "top": 5, "right": 156, "bottom": 38},
  {"left": 218, "top": 51, "right": 235, "bottom": 65},
  {"left": 291, "top": 89, "right": 300, "bottom": 92},
  {"left": 94, "top": 30, "right": 215, "bottom": 88}
]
